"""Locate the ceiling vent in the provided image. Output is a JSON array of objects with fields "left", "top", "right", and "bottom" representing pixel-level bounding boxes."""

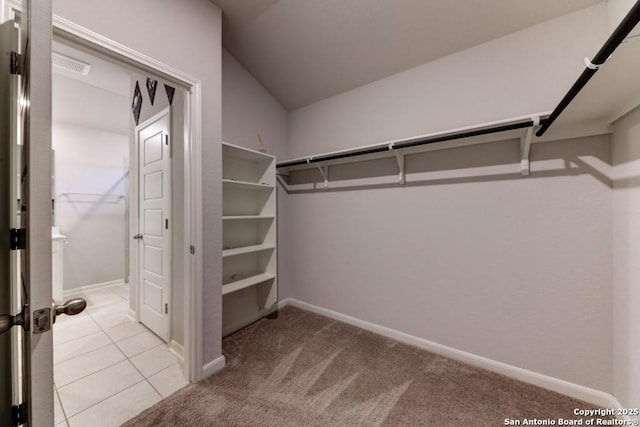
[{"left": 52, "top": 52, "right": 91, "bottom": 75}]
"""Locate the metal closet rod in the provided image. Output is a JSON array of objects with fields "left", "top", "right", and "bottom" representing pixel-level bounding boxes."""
[
  {"left": 276, "top": 120, "right": 538, "bottom": 168},
  {"left": 536, "top": 0, "right": 640, "bottom": 137}
]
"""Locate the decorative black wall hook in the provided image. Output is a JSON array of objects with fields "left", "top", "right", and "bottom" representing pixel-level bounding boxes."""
[
  {"left": 164, "top": 84, "right": 175, "bottom": 106},
  {"left": 132, "top": 81, "right": 142, "bottom": 125},
  {"left": 146, "top": 78, "right": 158, "bottom": 106}
]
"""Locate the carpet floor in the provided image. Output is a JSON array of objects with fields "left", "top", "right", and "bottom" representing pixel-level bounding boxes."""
[{"left": 125, "top": 306, "right": 608, "bottom": 426}]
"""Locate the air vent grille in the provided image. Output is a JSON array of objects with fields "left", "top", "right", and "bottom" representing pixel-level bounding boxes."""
[{"left": 52, "top": 52, "right": 91, "bottom": 75}]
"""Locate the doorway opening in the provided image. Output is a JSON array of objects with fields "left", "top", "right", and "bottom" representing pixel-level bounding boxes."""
[{"left": 51, "top": 40, "right": 189, "bottom": 425}]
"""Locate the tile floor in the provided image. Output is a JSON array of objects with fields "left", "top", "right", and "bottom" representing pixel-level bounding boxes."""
[{"left": 53, "top": 284, "right": 188, "bottom": 427}]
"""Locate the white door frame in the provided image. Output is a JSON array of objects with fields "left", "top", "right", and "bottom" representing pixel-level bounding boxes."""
[
  {"left": 51, "top": 16, "right": 204, "bottom": 382},
  {"left": 135, "top": 108, "right": 172, "bottom": 343}
]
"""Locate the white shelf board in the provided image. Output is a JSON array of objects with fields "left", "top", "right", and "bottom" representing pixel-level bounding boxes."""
[
  {"left": 222, "top": 272, "right": 276, "bottom": 296},
  {"left": 222, "top": 141, "right": 275, "bottom": 162},
  {"left": 223, "top": 215, "right": 275, "bottom": 220},
  {"left": 223, "top": 244, "right": 275, "bottom": 258},
  {"left": 222, "top": 179, "right": 274, "bottom": 191}
]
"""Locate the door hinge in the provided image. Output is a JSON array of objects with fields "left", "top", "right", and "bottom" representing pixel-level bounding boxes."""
[
  {"left": 165, "top": 218, "right": 169, "bottom": 230},
  {"left": 164, "top": 303, "right": 168, "bottom": 314},
  {"left": 164, "top": 134, "right": 169, "bottom": 146},
  {"left": 10, "top": 52, "right": 21, "bottom": 75},
  {"left": 10, "top": 228, "right": 25, "bottom": 250},
  {"left": 190, "top": 245, "right": 195, "bottom": 255},
  {"left": 12, "top": 402, "right": 27, "bottom": 426}
]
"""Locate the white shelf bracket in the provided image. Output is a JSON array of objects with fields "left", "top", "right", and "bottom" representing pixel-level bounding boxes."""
[
  {"left": 520, "top": 116, "right": 540, "bottom": 176},
  {"left": 316, "top": 164, "right": 329, "bottom": 190},
  {"left": 390, "top": 143, "right": 405, "bottom": 184}
]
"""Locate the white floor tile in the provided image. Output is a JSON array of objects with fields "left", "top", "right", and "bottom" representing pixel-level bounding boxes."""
[
  {"left": 74, "top": 289, "right": 124, "bottom": 310},
  {"left": 54, "top": 317, "right": 101, "bottom": 346},
  {"left": 87, "top": 299, "right": 129, "bottom": 313},
  {"left": 147, "top": 363, "right": 188, "bottom": 398},
  {"left": 54, "top": 331, "right": 111, "bottom": 364},
  {"left": 54, "top": 344, "right": 126, "bottom": 387},
  {"left": 67, "top": 381, "right": 161, "bottom": 427},
  {"left": 54, "top": 388, "right": 65, "bottom": 424},
  {"left": 87, "top": 304, "right": 130, "bottom": 330},
  {"left": 116, "top": 330, "right": 163, "bottom": 358},
  {"left": 131, "top": 344, "right": 180, "bottom": 378},
  {"left": 57, "top": 360, "right": 143, "bottom": 417},
  {"left": 104, "top": 321, "right": 148, "bottom": 342},
  {"left": 55, "top": 422, "right": 68, "bottom": 427},
  {"left": 54, "top": 311, "right": 89, "bottom": 329},
  {"left": 109, "top": 284, "right": 130, "bottom": 301}
]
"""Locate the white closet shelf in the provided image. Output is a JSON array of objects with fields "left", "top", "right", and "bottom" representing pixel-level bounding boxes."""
[
  {"left": 222, "top": 244, "right": 275, "bottom": 258},
  {"left": 222, "top": 179, "right": 274, "bottom": 191},
  {"left": 222, "top": 142, "right": 275, "bottom": 162},
  {"left": 222, "top": 272, "right": 276, "bottom": 296},
  {"left": 223, "top": 215, "right": 275, "bottom": 220}
]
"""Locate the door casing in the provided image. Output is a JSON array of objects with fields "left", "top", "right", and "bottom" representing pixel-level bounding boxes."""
[{"left": 52, "top": 16, "right": 204, "bottom": 383}]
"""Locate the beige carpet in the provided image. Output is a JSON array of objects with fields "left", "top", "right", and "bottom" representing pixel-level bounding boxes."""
[{"left": 125, "top": 306, "right": 608, "bottom": 426}]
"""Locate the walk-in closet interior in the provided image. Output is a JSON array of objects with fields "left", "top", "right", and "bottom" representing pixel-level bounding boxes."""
[
  {"left": 215, "top": 0, "right": 640, "bottom": 420},
  {"left": 2, "top": 0, "right": 640, "bottom": 425}
]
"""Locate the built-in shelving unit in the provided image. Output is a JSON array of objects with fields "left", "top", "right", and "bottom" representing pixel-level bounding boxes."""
[{"left": 222, "top": 142, "right": 277, "bottom": 336}]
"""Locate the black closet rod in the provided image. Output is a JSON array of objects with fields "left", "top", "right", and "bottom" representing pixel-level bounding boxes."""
[
  {"left": 277, "top": 120, "right": 536, "bottom": 168},
  {"left": 536, "top": 0, "right": 640, "bottom": 137}
]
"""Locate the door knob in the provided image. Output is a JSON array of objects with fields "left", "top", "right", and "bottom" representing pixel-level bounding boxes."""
[
  {"left": 52, "top": 298, "right": 86, "bottom": 324},
  {"left": 0, "top": 309, "right": 27, "bottom": 335},
  {"left": 133, "top": 234, "right": 143, "bottom": 240}
]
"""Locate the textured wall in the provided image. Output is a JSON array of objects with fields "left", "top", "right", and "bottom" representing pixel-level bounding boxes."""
[
  {"left": 222, "top": 49, "right": 288, "bottom": 159},
  {"left": 612, "top": 106, "right": 640, "bottom": 408},
  {"left": 53, "top": 122, "right": 128, "bottom": 290},
  {"left": 284, "top": 135, "right": 613, "bottom": 392}
]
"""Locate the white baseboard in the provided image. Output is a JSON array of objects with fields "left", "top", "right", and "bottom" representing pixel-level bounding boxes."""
[
  {"left": 278, "top": 298, "right": 291, "bottom": 310},
  {"left": 202, "top": 355, "right": 226, "bottom": 378},
  {"left": 281, "top": 298, "right": 616, "bottom": 408},
  {"left": 169, "top": 340, "right": 185, "bottom": 363},
  {"left": 126, "top": 309, "right": 137, "bottom": 322},
  {"left": 611, "top": 397, "right": 638, "bottom": 423},
  {"left": 63, "top": 279, "right": 125, "bottom": 297}
]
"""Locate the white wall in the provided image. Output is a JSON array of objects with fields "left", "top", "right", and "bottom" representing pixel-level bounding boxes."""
[
  {"left": 287, "top": 4, "right": 609, "bottom": 157},
  {"left": 53, "top": 122, "right": 128, "bottom": 290},
  {"left": 284, "top": 136, "right": 613, "bottom": 392},
  {"left": 612, "top": 106, "right": 640, "bottom": 408},
  {"left": 281, "top": 3, "right": 616, "bottom": 393},
  {"left": 222, "top": 49, "right": 288, "bottom": 159},
  {"left": 607, "top": 0, "right": 640, "bottom": 37},
  {"left": 54, "top": 0, "right": 223, "bottom": 368}
]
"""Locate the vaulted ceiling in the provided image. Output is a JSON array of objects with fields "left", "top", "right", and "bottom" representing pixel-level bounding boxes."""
[{"left": 212, "top": 0, "right": 602, "bottom": 110}]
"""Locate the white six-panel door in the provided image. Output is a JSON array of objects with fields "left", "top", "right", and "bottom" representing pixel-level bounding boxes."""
[{"left": 137, "top": 110, "right": 171, "bottom": 342}]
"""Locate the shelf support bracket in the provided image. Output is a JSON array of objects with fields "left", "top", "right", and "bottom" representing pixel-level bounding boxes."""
[
  {"left": 520, "top": 116, "right": 540, "bottom": 176},
  {"left": 316, "top": 164, "right": 329, "bottom": 190},
  {"left": 390, "top": 143, "right": 405, "bottom": 184}
]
